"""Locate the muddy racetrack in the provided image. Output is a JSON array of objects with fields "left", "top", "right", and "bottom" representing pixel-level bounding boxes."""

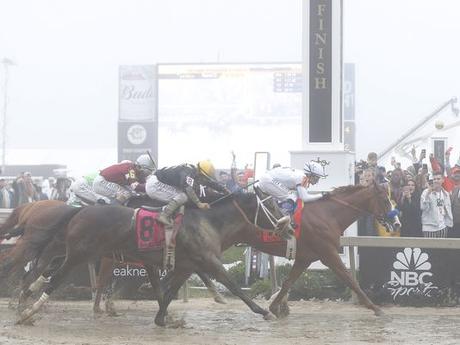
[{"left": 1, "top": 298, "right": 460, "bottom": 345}]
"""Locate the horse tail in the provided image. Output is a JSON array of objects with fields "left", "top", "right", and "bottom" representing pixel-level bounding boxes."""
[
  {"left": 0, "top": 204, "right": 30, "bottom": 240},
  {"left": 0, "top": 206, "right": 82, "bottom": 280}
]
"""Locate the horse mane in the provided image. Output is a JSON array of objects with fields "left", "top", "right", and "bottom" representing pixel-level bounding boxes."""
[{"left": 329, "top": 184, "right": 366, "bottom": 196}]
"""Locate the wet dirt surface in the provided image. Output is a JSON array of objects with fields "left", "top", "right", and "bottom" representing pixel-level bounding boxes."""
[{"left": 1, "top": 298, "right": 460, "bottom": 345}]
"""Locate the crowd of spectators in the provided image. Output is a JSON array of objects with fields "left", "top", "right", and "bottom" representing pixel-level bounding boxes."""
[
  {"left": 356, "top": 148, "right": 460, "bottom": 239},
  {"left": 3, "top": 149, "right": 460, "bottom": 240},
  {"left": 0, "top": 172, "right": 72, "bottom": 208}
]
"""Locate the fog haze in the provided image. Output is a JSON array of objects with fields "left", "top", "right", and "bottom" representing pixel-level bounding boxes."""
[{"left": 1, "top": 0, "right": 459, "bottom": 174}]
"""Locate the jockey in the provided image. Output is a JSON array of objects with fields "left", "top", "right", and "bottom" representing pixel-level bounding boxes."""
[
  {"left": 93, "top": 154, "right": 155, "bottom": 204},
  {"left": 147, "top": 159, "right": 229, "bottom": 226},
  {"left": 67, "top": 172, "right": 110, "bottom": 206},
  {"left": 258, "top": 161, "right": 328, "bottom": 216}
]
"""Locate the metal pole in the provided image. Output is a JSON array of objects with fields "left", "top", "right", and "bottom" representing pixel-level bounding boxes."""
[
  {"left": 269, "top": 255, "right": 278, "bottom": 294},
  {"left": 182, "top": 280, "right": 189, "bottom": 302},
  {"left": 1, "top": 63, "right": 9, "bottom": 174},
  {"left": 347, "top": 245, "right": 358, "bottom": 304}
]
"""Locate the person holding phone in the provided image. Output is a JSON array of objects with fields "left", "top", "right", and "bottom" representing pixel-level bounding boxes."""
[
  {"left": 420, "top": 171, "right": 453, "bottom": 238},
  {"left": 398, "top": 179, "right": 422, "bottom": 237}
]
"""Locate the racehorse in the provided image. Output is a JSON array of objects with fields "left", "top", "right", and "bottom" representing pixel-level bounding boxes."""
[
  {"left": 0, "top": 187, "right": 227, "bottom": 314},
  {"left": 17, "top": 190, "right": 290, "bottom": 325},
  {"left": 0, "top": 201, "right": 79, "bottom": 279},
  {"left": 92, "top": 188, "right": 228, "bottom": 314},
  {"left": 156, "top": 182, "right": 393, "bottom": 323},
  {"left": 0, "top": 200, "right": 63, "bottom": 241}
]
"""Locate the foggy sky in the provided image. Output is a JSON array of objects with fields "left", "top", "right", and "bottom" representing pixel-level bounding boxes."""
[{"left": 1, "top": 0, "right": 459, "bottom": 173}]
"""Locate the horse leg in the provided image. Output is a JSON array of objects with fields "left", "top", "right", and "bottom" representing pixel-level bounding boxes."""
[
  {"left": 320, "top": 247, "right": 383, "bottom": 316},
  {"left": 18, "top": 254, "right": 65, "bottom": 313},
  {"left": 16, "top": 255, "right": 79, "bottom": 324},
  {"left": 143, "top": 265, "right": 163, "bottom": 308},
  {"left": 269, "top": 258, "right": 310, "bottom": 318},
  {"left": 93, "top": 257, "right": 115, "bottom": 316},
  {"left": 196, "top": 270, "right": 226, "bottom": 304},
  {"left": 202, "top": 256, "right": 275, "bottom": 320},
  {"left": 155, "top": 269, "right": 191, "bottom": 327},
  {"left": 18, "top": 241, "right": 63, "bottom": 311}
]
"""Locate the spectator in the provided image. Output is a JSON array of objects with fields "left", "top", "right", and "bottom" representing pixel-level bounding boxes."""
[
  {"left": 228, "top": 152, "right": 249, "bottom": 193},
  {"left": 23, "top": 172, "right": 37, "bottom": 202},
  {"left": 357, "top": 171, "right": 377, "bottom": 236},
  {"left": 0, "top": 178, "right": 14, "bottom": 208},
  {"left": 450, "top": 178, "right": 460, "bottom": 238},
  {"left": 420, "top": 171, "right": 453, "bottom": 238},
  {"left": 218, "top": 170, "right": 237, "bottom": 192},
  {"left": 415, "top": 163, "right": 429, "bottom": 192},
  {"left": 398, "top": 179, "right": 422, "bottom": 237},
  {"left": 12, "top": 172, "right": 29, "bottom": 206},
  {"left": 388, "top": 168, "right": 405, "bottom": 204},
  {"left": 367, "top": 152, "right": 386, "bottom": 183},
  {"left": 35, "top": 185, "right": 49, "bottom": 201}
]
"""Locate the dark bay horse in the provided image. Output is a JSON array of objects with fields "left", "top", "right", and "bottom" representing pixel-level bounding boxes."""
[
  {"left": 157, "top": 182, "right": 393, "bottom": 322},
  {"left": 17, "top": 191, "right": 290, "bottom": 325}
]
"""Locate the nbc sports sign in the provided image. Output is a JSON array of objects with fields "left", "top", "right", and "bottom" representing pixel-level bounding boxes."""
[{"left": 359, "top": 247, "right": 460, "bottom": 306}]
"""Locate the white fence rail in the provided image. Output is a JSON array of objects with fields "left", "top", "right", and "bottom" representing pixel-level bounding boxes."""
[{"left": 0, "top": 209, "right": 12, "bottom": 224}]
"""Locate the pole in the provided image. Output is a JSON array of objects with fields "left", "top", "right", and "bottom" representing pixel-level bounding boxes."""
[{"left": 1, "top": 62, "right": 9, "bottom": 174}]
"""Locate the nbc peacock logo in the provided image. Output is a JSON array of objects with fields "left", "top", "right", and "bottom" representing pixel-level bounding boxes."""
[{"left": 386, "top": 248, "right": 438, "bottom": 300}]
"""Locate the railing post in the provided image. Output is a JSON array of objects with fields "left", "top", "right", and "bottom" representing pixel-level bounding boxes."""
[
  {"left": 347, "top": 245, "right": 358, "bottom": 304},
  {"left": 182, "top": 280, "right": 189, "bottom": 302}
]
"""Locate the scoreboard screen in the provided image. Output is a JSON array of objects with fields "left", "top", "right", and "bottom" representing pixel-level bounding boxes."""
[{"left": 158, "top": 63, "right": 302, "bottom": 168}]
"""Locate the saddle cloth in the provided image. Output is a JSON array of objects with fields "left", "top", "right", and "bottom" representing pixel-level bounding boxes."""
[
  {"left": 135, "top": 207, "right": 183, "bottom": 251},
  {"left": 258, "top": 199, "right": 303, "bottom": 243}
]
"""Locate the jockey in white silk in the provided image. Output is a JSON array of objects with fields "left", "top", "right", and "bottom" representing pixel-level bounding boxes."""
[
  {"left": 258, "top": 161, "right": 328, "bottom": 216},
  {"left": 67, "top": 173, "right": 110, "bottom": 206}
]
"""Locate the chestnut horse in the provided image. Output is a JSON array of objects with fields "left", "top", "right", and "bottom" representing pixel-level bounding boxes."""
[
  {"left": 156, "top": 182, "right": 393, "bottom": 323},
  {"left": 17, "top": 190, "right": 290, "bottom": 325}
]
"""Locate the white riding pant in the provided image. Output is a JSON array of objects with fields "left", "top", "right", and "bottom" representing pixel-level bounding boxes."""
[
  {"left": 145, "top": 175, "right": 184, "bottom": 202},
  {"left": 69, "top": 177, "right": 108, "bottom": 204},
  {"left": 258, "top": 175, "right": 297, "bottom": 203},
  {"left": 92, "top": 175, "right": 133, "bottom": 200}
]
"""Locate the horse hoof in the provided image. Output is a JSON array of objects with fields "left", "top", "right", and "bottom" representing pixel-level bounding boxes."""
[
  {"left": 155, "top": 315, "right": 166, "bottom": 327},
  {"left": 279, "top": 302, "right": 290, "bottom": 318},
  {"left": 214, "top": 295, "right": 227, "bottom": 304},
  {"left": 374, "top": 308, "right": 385, "bottom": 317},
  {"left": 16, "top": 311, "right": 34, "bottom": 325},
  {"left": 263, "top": 311, "right": 277, "bottom": 321},
  {"left": 269, "top": 304, "right": 280, "bottom": 318},
  {"left": 93, "top": 307, "right": 104, "bottom": 315},
  {"left": 106, "top": 309, "right": 120, "bottom": 317}
]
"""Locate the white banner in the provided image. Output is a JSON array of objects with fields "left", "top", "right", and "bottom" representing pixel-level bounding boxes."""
[{"left": 119, "top": 65, "right": 156, "bottom": 121}]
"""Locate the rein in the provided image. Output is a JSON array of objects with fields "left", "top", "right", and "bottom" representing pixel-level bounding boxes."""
[
  {"left": 329, "top": 196, "right": 367, "bottom": 214},
  {"left": 231, "top": 194, "right": 281, "bottom": 231}
]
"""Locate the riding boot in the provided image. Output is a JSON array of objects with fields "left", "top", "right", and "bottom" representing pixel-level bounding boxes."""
[
  {"left": 157, "top": 199, "right": 182, "bottom": 270},
  {"left": 157, "top": 199, "right": 181, "bottom": 226}
]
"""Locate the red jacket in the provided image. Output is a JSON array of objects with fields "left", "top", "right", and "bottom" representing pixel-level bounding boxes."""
[{"left": 100, "top": 162, "right": 146, "bottom": 192}]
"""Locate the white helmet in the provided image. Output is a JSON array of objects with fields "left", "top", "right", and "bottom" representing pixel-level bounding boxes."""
[
  {"left": 135, "top": 154, "right": 156, "bottom": 172},
  {"left": 303, "top": 161, "right": 327, "bottom": 178}
]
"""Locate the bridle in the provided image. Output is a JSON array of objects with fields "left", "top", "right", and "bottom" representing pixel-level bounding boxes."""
[{"left": 231, "top": 193, "right": 287, "bottom": 232}]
